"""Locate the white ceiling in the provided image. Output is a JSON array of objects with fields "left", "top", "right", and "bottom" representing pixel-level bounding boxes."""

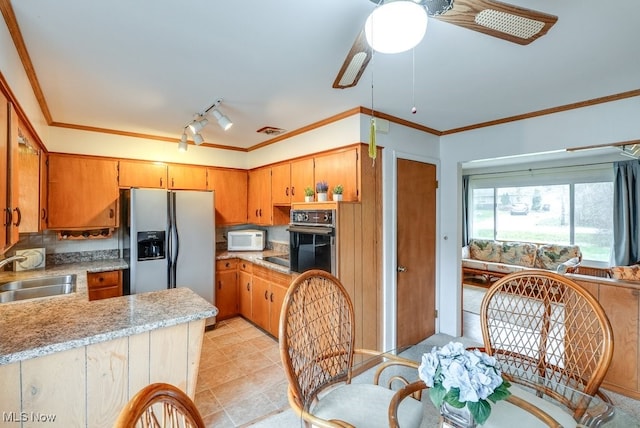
[{"left": 8, "top": 0, "right": 640, "bottom": 151}]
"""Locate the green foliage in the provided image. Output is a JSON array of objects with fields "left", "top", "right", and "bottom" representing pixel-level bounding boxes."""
[
  {"left": 333, "top": 184, "right": 344, "bottom": 194},
  {"left": 304, "top": 187, "right": 314, "bottom": 196}
]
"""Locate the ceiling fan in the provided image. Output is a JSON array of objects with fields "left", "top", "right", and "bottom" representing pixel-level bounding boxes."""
[{"left": 333, "top": 0, "right": 558, "bottom": 89}]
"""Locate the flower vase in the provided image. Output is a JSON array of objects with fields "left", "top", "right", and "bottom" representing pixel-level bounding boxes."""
[
  {"left": 332, "top": 193, "right": 343, "bottom": 201},
  {"left": 305, "top": 196, "right": 313, "bottom": 202},
  {"left": 439, "top": 402, "right": 476, "bottom": 428},
  {"left": 317, "top": 192, "right": 328, "bottom": 202}
]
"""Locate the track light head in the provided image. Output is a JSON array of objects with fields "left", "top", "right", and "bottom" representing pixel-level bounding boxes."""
[
  {"left": 178, "top": 133, "right": 188, "bottom": 152},
  {"left": 193, "top": 133, "right": 205, "bottom": 145},
  {"left": 188, "top": 117, "right": 208, "bottom": 134},
  {"left": 212, "top": 109, "right": 233, "bottom": 131}
]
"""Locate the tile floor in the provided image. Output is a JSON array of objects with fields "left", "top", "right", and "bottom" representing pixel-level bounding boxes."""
[{"left": 194, "top": 317, "right": 289, "bottom": 427}]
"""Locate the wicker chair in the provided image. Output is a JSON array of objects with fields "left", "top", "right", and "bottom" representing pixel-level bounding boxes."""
[
  {"left": 479, "top": 270, "right": 614, "bottom": 423},
  {"left": 279, "top": 269, "right": 424, "bottom": 428},
  {"left": 113, "top": 383, "right": 205, "bottom": 428}
]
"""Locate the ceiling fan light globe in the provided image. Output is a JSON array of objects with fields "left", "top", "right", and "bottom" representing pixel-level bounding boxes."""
[{"left": 364, "top": 1, "right": 428, "bottom": 54}]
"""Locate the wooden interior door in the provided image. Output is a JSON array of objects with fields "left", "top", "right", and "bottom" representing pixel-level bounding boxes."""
[{"left": 396, "top": 159, "right": 437, "bottom": 348}]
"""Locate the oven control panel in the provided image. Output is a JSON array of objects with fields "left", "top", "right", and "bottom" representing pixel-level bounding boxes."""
[{"left": 290, "top": 209, "right": 335, "bottom": 226}]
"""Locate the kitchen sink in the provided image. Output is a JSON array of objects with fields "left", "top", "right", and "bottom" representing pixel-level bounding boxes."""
[{"left": 0, "top": 274, "right": 77, "bottom": 303}]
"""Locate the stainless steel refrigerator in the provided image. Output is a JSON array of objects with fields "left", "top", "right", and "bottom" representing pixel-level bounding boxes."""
[{"left": 120, "top": 188, "right": 215, "bottom": 324}]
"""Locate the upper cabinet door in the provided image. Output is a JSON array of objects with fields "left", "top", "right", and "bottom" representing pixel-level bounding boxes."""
[
  {"left": 0, "top": 91, "right": 9, "bottom": 251},
  {"left": 207, "top": 168, "right": 247, "bottom": 225},
  {"left": 6, "top": 103, "right": 20, "bottom": 245},
  {"left": 271, "top": 163, "right": 291, "bottom": 205},
  {"left": 17, "top": 122, "right": 41, "bottom": 233},
  {"left": 48, "top": 154, "right": 119, "bottom": 229},
  {"left": 167, "top": 164, "right": 207, "bottom": 190},
  {"left": 313, "top": 148, "right": 359, "bottom": 202},
  {"left": 119, "top": 160, "right": 167, "bottom": 189},
  {"left": 290, "top": 158, "right": 314, "bottom": 203}
]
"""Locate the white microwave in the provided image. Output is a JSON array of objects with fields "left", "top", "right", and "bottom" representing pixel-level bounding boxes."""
[{"left": 227, "top": 229, "right": 265, "bottom": 251}]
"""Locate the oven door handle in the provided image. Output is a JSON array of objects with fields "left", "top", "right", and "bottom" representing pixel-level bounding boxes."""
[{"left": 287, "top": 225, "right": 334, "bottom": 235}]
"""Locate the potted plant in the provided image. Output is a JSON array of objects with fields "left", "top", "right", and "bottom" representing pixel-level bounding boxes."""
[
  {"left": 316, "top": 181, "right": 329, "bottom": 202},
  {"left": 332, "top": 184, "right": 343, "bottom": 201},
  {"left": 304, "top": 186, "right": 314, "bottom": 202}
]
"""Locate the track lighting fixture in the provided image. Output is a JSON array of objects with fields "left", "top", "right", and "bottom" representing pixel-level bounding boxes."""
[{"left": 178, "top": 98, "right": 233, "bottom": 151}]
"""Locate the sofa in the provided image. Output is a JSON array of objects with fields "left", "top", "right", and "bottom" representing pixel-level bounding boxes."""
[{"left": 462, "top": 239, "right": 582, "bottom": 284}]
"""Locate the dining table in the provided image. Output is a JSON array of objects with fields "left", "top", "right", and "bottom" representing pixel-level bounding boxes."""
[{"left": 343, "top": 348, "right": 640, "bottom": 428}]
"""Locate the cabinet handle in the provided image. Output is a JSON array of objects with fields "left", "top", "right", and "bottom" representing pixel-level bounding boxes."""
[
  {"left": 291, "top": 186, "right": 295, "bottom": 196},
  {"left": 255, "top": 209, "right": 259, "bottom": 217},
  {"left": 172, "top": 178, "right": 175, "bottom": 187},
  {"left": 218, "top": 280, "right": 222, "bottom": 289},
  {"left": 160, "top": 177, "right": 163, "bottom": 187},
  {"left": 12, "top": 207, "right": 21, "bottom": 226},
  {"left": 259, "top": 209, "right": 262, "bottom": 217},
  {"left": 109, "top": 208, "right": 115, "bottom": 218},
  {"left": 4, "top": 208, "right": 11, "bottom": 227},
  {"left": 270, "top": 292, "right": 274, "bottom": 303},
  {"left": 225, "top": 262, "right": 230, "bottom": 268},
  {"left": 285, "top": 187, "right": 289, "bottom": 196},
  {"left": 41, "top": 208, "right": 47, "bottom": 220},
  {"left": 99, "top": 277, "right": 104, "bottom": 282},
  {"left": 247, "top": 283, "right": 250, "bottom": 291},
  {"left": 264, "top": 290, "right": 268, "bottom": 300}
]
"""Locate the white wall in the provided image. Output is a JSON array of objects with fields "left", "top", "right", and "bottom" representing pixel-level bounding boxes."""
[{"left": 438, "top": 96, "right": 640, "bottom": 336}]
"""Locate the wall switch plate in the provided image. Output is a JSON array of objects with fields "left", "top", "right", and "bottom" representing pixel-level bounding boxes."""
[{"left": 14, "top": 248, "right": 46, "bottom": 271}]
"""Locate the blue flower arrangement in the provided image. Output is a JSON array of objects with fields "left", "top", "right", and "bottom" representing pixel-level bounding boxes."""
[{"left": 418, "top": 342, "right": 511, "bottom": 425}]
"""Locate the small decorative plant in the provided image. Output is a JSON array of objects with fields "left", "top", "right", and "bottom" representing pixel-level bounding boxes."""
[
  {"left": 418, "top": 342, "right": 511, "bottom": 425},
  {"left": 333, "top": 184, "right": 343, "bottom": 195},
  {"left": 304, "top": 187, "right": 315, "bottom": 197},
  {"left": 316, "top": 181, "right": 329, "bottom": 193}
]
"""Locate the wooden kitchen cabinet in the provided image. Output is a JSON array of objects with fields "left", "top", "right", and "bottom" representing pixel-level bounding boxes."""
[
  {"left": 248, "top": 167, "right": 272, "bottom": 225},
  {"left": 215, "top": 259, "right": 239, "bottom": 320},
  {"left": 251, "top": 272, "right": 271, "bottom": 332},
  {"left": 251, "top": 265, "right": 292, "bottom": 338},
  {"left": 48, "top": 154, "right": 119, "bottom": 229},
  {"left": 238, "top": 261, "right": 253, "bottom": 319},
  {"left": 119, "top": 159, "right": 167, "bottom": 189},
  {"left": 87, "top": 270, "right": 123, "bottom": 301},
  {"left": 207, "top": 168, "right": 248, "bottom": 225},
  {"left": 314, "top": 147, "right": 359, "bottom": 201},
  {"left": 39, "top": 151, "right": 48, "bottom": 230},
  {"left": 17, "top": 120, "right": 42, "bottom": 233},
  {"left": 1, "top": 95, "right": 21, "bottom": 252},
  {"left": 167, "top": 164, "right": 207, "bottom": 190},
  {"left": 271, "top": 158, "right": 314, "bottom": 205}
]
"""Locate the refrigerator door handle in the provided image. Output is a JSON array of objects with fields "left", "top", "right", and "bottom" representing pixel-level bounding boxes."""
[
  {"left": 173, "top": 193, "right": 180, "bottom": 287},
  {"left": 167, "top": 192, "right": 175, "bottom": 289}
]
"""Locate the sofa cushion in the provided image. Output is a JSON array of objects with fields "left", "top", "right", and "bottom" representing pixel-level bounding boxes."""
[
  {"left": 469, "top": 239, "right": 501, "bottom": 262},
  {"left": 462, "top": 259, "right": 526, "bottom": 275},
  {"left": 535, "top": 244, "right": 581, "bottom": 270},
  {"left": 500, "top": 242, "right": 537, "bottom": 268},
  {"left": 610, "top": 265, "right": 640, "bottom": 281}
]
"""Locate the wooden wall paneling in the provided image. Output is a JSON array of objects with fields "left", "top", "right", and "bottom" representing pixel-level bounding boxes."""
[
  {"left": 599, "top": 284, "right": 639, "bottom": 395},
  {"left": 128, "top": 331, "right": 151, "bottom": 398},
  {"left": 149, "top": 323, "right": 189, "bottom": 391},
  {"left": 0, "top": 362, "right": 20, "bottom": 421},
  {"left": 338, "top": 204, "right": 359, "bottom": 346},
  {"left": 21, "top": 346, "right": 86, "bottom": 427},
  {"left": 186, "top": 319, "right": 206, "bottom": 397},
  {"left": 86, "top": 336, "right": 129, "bottom": 426}
]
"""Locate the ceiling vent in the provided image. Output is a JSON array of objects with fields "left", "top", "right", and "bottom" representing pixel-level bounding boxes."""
[{"left": 257, "top": 126, "right": 287, "bottom": 136}]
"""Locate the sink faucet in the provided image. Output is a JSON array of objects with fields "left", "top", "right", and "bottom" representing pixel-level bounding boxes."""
[{"left": 0, "top": 255, "right": 27, "bottom": 270}]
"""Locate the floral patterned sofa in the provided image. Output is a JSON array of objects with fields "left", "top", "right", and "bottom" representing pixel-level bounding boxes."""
[{"left": 462, "top": 239, "right": 582, "bottom": 284}]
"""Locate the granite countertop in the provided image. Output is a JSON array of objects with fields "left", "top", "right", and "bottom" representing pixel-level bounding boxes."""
[
  {"left": 0, "top": 287, "right": 217, "bottom": 365},
  {"left": 216, "top": 250, "right": 292, "bottom": 274}
]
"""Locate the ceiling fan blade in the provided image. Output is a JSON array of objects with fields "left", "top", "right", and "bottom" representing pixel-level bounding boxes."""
[
  {"left": 333, "top": 28, "right": 371, "bottom": 89},
  {"left": 433, "top": 0, "right": 558, "bottom": 45}
]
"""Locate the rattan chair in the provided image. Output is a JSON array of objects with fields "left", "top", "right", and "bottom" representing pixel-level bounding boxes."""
[
  {"left": 279, "top": 269, "right": 424, "bottom": 428},
  {"left": 479, "top": 270, "right": 614, "bottom": 422},
  {"left": 114, "top": 382, "right": 205, "bottom": 428}
]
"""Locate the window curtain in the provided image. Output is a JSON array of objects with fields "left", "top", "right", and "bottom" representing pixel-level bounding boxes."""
[
  {"left": 462, "top": 175, "right": 470, "bottom": 246},
  {"left": 612, "top": 160, "right": 640, "bottom": 265}
]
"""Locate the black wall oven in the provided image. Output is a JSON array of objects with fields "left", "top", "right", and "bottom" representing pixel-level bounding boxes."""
[{"left": 288, "top": 209, "right": 336, "bottom": 275}]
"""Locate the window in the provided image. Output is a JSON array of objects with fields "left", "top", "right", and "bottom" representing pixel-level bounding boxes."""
[{"left": 467, "top": 164, "right": 613, "bottom": 263}]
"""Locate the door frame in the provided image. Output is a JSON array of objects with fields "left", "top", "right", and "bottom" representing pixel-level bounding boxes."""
[{"left": 382, "top": 149, "right": 441, "bottom": 350}]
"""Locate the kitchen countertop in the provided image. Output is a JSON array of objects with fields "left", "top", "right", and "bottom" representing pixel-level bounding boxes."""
[
  {"left": 0, "top": 287, "right": 217, "bottom": 365},
  {"left": 0, "top": 259, "right": 217, "bottom": 365},
  {"left": 216, "top": 250, "right": 293, "bottom": 274}
]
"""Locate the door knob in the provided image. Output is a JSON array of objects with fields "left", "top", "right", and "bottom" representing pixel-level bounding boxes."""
[{"left": 397, "top": 265, "right": 407, "bottom": 273}]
